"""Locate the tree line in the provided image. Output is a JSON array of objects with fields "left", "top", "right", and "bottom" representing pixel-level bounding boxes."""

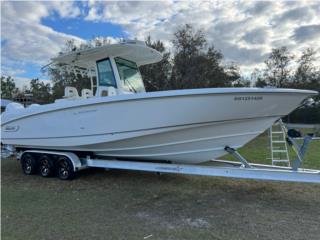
[
  {"left": 250, "top": 46, "right": 320, "bottom": 123},
  {"left": 1, "top": 76, "right": 52, "bottom": 104},
  {"left": 253, "top": 47, "right": 320, "bottom": 100},
  {"left": 1, "top": 24, "right": 319, "bottom": 122}
]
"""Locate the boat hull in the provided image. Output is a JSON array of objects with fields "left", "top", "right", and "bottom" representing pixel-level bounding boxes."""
[
  {"left": 1, "top": 88, "right": 316, "bottom": 163},
  {"left": 78, "top": 116, "right": 278, "bottom": 163}
]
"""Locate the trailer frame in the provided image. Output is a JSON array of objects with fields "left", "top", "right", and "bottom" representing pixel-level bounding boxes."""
[{"left": 16, "top": 148, "right": 320, "bottom": 183}]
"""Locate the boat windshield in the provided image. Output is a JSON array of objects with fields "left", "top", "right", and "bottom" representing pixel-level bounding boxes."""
[
  {"left": 115, "top": 57, "right": 145, "bottom": 93},
  {"left": 97, "top": 59, "right": 117, "bottom": 87}
]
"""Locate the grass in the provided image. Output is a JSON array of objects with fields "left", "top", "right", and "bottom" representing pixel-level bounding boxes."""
[{"left": 1, "top": 132, "right": 320, "bottom": 240}]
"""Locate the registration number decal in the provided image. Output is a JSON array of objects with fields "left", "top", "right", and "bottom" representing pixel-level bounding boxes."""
[{"left": 234, "top": 96, "right": 263, "bottom": 101}]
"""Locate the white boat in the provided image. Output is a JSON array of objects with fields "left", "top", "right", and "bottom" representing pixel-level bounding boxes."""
[{"left": 1, "top": 40, "right": 317, "bottom": 164}]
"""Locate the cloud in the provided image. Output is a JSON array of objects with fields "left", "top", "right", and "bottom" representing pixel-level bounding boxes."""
[
  {"left": 242, "top": 27, "right": 271, "bottom": 45},
  {"left": 245, "top": 1, "right": 276, "bottom": 15},
  {"left": 82, "top": 0, "right": 320, "bottom": 71},
  {"left": 1, "top": 1, "right": 124, "bottom": 89},
  {"left": 2, "top": 0, "right": 320, "bottom": 82},
  {"left": 1, "top": 1, "right": 84, "bottom": 68},
  {"left": 1, "top": 64, "right": 26, "bottom": 76},
  {"left": 292, "top": 24, "right": 320, "bottom": 43},
  {"left": 272, "top": 5, "right": 319, "bottom": 26}
]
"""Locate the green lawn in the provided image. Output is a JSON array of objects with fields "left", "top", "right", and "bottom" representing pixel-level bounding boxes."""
[{"left": 1, "top": 133, "right": 320, "bottom": 240}]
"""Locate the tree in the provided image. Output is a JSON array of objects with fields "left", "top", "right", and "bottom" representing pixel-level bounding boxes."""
[
  {"left": 293, "top": 48, "right": 320, "bottom": 103},
  {"left": 47, "top": 39, "right": 94, "bottom": 99},
  {"left": 139, "top": 36, "right": 172, "bottom": 91},
  {"left": 29, "top": 78, "right": 52, "bottom": 104},
  {"left": 205, "top": 46, "right": 235, "bottom": 87},
  {"left": 232, "top": 77, "right": 251, "bottom": 87},
  {"left": 225, "top": 63, "right": 244, "bottom": 87},
  {"left": 294, "top": 48, "right": 316, "bottom": 84},
  {"left": 253, "top": 47, "right": 320, "bottom": 93},
  {"left": 1, "top": 76, "right": 19, "bottom": 99},
  {"left": 293, "top": 49, "right": 320, "bottom": 86},
  {"left": 170, "top": 24, "right": 239, "bottom": 89},
  {"left": 251, "top": 47, "right": 319, "bottom": 123},
  {"left": 263, "top": 47, "right": 294, "bottom": 87},
  {"left": 252, "top": 68, "right": 267, "bottom": 87},
  {"left": 48, "top": 66, "right": 92, "bottom": 100},
  {"left": 170, "top": 24, "right": 206, "bottom": 89}
]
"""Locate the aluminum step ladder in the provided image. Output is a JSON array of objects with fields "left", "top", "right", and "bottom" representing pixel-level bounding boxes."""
[{"left": 269, "top": 120, "right": 290, "bottom": 167}]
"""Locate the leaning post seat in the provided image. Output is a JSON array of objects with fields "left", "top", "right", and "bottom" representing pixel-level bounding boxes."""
[
  {"left": 96, "top": 86, "right": 117, "bottom": 97},
  {"left": 81, "top": 89, "right": 93, "bottom": 99},
  {"left": 64, "top": 86, "right": 79, "bottom": 99}
]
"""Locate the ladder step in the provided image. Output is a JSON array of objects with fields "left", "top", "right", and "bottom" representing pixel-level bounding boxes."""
[
  {"left": 272, "top": 150, "right": 288, "bottom": 153},
  {"left": 272, "top": 160, "right": 290, "bottom": 163},
  {"left": 272, "top": 141, "right": 286, "bottom": 143},
  {"left": 272, "top": 131, "right": 284, "bottom": 134}
]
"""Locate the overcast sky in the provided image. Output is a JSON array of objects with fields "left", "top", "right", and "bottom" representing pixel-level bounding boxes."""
[{"left": 1, "top": 0, "right": 320, "bottom": 88}]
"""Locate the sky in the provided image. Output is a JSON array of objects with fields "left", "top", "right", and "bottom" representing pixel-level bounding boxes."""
[{"left": 1, "top": 0, "right": 320, "bottom": 89}]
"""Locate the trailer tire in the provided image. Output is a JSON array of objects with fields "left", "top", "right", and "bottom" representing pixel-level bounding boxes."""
[
  {"left": 57, "top": 156, "right": 75, "bottom": 180},
  {"left": 21, "top": 153, "right": 38, "bottom": 175},
  {"left": 39, "top": 154, "right": 55, "bottom": 177}
]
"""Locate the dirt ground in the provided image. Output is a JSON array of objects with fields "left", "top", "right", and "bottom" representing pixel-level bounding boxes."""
[{"left": 1, "top": 157, "right": 320, "bottom": 240}]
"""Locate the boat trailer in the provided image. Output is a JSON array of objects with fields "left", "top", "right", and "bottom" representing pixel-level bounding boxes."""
[
  {"left": 13, "top": 141, "right": 319, "bottom": 183},
  {"left": 3, "top": 127, "right": 318, "bottom": 183}
]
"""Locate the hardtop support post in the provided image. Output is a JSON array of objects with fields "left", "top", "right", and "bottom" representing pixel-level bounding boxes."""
[{"left": 224, "top": 146, "right": 252, "bottom": 168}]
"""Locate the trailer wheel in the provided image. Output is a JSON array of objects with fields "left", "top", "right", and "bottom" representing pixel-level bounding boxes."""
[
  {"left": 39, "top": 154, "right": 55, "bottom": 177},
  {"left": 21, "top": 153, "right": 38, "bottom": 175},
  {"left": 57, "top": 156, "right": 75, "bottom": 180}
]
